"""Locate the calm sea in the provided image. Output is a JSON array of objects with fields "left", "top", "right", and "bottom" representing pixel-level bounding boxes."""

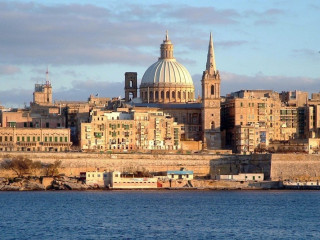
[{"left": 0, "top": 190, "right": 319, "bottom": 239}]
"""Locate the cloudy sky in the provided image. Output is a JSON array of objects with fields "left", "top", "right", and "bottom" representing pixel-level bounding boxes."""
[{"left": 0, "top": 0, "right": 319, "bottom": 107}]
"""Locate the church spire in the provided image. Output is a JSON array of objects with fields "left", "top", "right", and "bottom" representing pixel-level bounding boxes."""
[{"left": 206, "top": 32, "right": 216, "bottom": 75}]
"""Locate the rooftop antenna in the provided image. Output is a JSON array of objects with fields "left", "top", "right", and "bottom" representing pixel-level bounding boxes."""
[{"left": 45, "top": 65, "right": 51, "bottom": 86}]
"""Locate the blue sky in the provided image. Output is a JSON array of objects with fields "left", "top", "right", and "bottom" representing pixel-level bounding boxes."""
[{"left": 0, "top": 0, "right": 319, "bottom": 107}]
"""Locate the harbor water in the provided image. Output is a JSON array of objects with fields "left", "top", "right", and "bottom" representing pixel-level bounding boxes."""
[{"left": 0, "top": 190, "right": 319, "bottom": 239}]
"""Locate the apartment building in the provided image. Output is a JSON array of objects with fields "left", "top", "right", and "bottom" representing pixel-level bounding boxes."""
[
  {"left": 80, "top": 108, "right": 181, "bottom": 152},
  {"left": 0, "top": 127, "right": 71, "bottom": 152}
]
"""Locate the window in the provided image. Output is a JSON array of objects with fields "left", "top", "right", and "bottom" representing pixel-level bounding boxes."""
[
  {"left": 45, "top": 137, "right": 47, "bottom": 142},
  {"left": 10, "top": 136, "right": 12, "bottom": 141},
  {"left": 65, "top": 137, "right": 68, "bottom": 142},
  {"left": 60, "top": 137, "right": 63, "bottom": 142},
  {"left": 46, "top": 122, "right": 49, "bottom": 128},
  {"left": 17, "top": 137, "right": 20, "bottom": 141},
  {"left": 211, "top": 121, "right": 215, "bottom": 130},
  {"left": 33, "top": 136, "right": 35, "bottom": 142},
  {"left": 37, "top": 137, "right": 40, "bottom": 141},
  {"left": 55, "top": 137, "right": 58, "bottom": 142},
  {"left": 211, "top": 85, "right": 214, "bottom": 95},
  {"left": 5, "top": 136, "right": 8, "bottom": 141},
  {"left": 24, "top": 122, "right": 27, "bottom": 127},
  {"left": 22, "top": 137, "right": 25, "bottom": 142},
  {"left": 27, "top": 137, "right": 30, "bottom": 142},
  {"left": 49, "top": 137, "right": 52, "bottom": 142}
]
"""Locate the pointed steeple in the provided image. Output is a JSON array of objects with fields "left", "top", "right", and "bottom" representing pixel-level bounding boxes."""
[
  {"left": 206, "top": 32, "right": 216, "bottom": 75},
  {"left": 45, "top": 65, "right": 51, "bottom": 86}
]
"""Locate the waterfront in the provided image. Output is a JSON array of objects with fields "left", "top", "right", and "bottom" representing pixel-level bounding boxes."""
[{"left": 0, "top": 191, "right": 320, "bottom": 239}]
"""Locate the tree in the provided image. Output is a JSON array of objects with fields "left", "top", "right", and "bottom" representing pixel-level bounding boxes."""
[
  {"left": 1, "top": 156, "right": 34, "bottom": 177},
  {"left": 42, "top": 160, "right": 62, "bottom": 176}
]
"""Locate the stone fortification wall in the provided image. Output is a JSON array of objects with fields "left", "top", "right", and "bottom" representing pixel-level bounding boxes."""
[
  {"left": 0, "top": 152, "right": 221, "bottom": 177},
  {"left": 270, "top": 154, "right": 320, "bottom": 181},
  {"left": 210, "top": 153, "right": 320, "bottom": 181},
  {"left": 2, "top": 152, "right": 320, "bottom": 181},
  {"left": 210, "top": 154, "right": 272, "bottom": 179}
]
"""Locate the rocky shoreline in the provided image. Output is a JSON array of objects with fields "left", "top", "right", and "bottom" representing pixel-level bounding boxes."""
[
  {"left": 0, "top": 176, "right": 92, "bottom": 191},
  {"left": 0, "top": 176, "right": 284, "bottom": 191}
]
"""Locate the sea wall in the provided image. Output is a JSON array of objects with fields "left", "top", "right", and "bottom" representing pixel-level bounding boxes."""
[
  {"left": 270, "top": 154, "right": 320, "bottom": 180},
  {"left": 0, "top": 152, "right": 220, "bottom": 177},
  {"left": 210, "top": 153, "right": 320, "bottom": 181},
  {"left": 1, "top": 152, "right": 320, "bottom": 181}
]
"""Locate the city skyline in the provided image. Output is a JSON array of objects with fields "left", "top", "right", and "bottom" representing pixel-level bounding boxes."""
[{"left": 0, "top": 0, "right": 319, "bottom": 107}]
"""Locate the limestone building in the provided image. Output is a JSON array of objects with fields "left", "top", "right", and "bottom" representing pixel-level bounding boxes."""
[
  {"left": 0, "top": 127, "right": 71, "bottom": 152},
  {"left": 222, "top": 90, "right": 305, "bottom": 153},
  {"left": 80, "top": 108, "right": 181, "bottom": 151},
  {"left": 32, "top": 68, "right": 52, "bottom": 106}
]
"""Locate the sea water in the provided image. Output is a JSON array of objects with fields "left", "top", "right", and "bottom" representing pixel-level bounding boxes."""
[{"left": 0, "top": 191, "right": 319, "bottom": 239}]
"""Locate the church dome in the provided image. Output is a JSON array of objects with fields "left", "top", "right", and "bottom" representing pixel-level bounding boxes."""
[
  {"left": 139, "top": 31, "right": 195, "bottom": 104},
  {"left": 141, "top": 59, "right": 193, "bottom": 86}
]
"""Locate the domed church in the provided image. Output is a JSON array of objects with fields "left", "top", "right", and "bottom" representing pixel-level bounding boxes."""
[
  {"left": 140, "top": 31, "right": 195, "bottom": 104},
  {"left": 124, "top": 32, "right": 221, "bottom": 150}
]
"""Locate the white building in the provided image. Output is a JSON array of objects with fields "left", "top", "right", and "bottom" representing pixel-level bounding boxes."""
[{"left": 217, "top": 173, "right": 264, "bottom": 182}]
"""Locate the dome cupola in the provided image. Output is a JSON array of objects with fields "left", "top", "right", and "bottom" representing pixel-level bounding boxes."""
[{"left": 140, "top": 31, "right": 195, "bottom": 103}]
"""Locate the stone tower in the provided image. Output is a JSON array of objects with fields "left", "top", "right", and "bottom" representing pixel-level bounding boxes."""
[
  {"left": 33, "top": 67, "right": 52, "bottom": 105},
  {"left": 125, "top": 72, "right": 138, "bottom": 102},
  {"left": 201, "top": 33, "right": 221, "bottom": 149}
]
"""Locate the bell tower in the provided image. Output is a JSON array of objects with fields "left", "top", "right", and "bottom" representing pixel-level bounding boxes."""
[
  {"left": 201, "top": 33, "right": 221, "bottom": 149},
  {"left": 125, "top": 72, "right": 138, "bottom": 102}
]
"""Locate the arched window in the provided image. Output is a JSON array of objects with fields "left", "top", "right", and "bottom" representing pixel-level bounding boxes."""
[
  {"left": 183, "top": 91, "right": 186, "bottom": 99},
  {"left": 172, "top": 91, "right": 175, "bottom": 98},
  {"left": 166, "top": 91, "right": 170, "bottom": 99},
  {"left": 211, "top": 85, "right": 214, "bottom": 95},
  {"left": 211, "top": 121, "right": 215, "bottom": 130},
  {"left": 149, "top": 91, "right": 153, "bottom": 99},
  {"left": 161, "top": 91, "right": 164, "bottom": 99},
  {"left": 155, "top": 91, "right": 159, "bottom": 100},
  {"left": 178, "top": 91, "right": 181, "bottom": 99}
]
